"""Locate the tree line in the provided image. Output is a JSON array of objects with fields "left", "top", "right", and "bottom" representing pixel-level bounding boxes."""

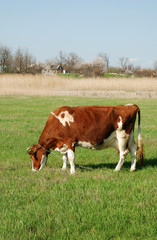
[
  {"left": 0, "top": 45, "right": 42, "bottom": 74},
  {"left": 0, "top": 44, "right": 157, "bottom": 77}
]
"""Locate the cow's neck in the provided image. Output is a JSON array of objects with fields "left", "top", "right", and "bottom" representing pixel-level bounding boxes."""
[{"left": 38, "top": 130, "right": 56, "bottom": 150}]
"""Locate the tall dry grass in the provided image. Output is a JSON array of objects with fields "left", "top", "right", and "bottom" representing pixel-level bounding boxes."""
[{"left": 0, "top": 74, "right": 157, "bottom": 97}]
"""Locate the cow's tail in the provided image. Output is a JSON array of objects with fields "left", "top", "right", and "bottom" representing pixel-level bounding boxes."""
[{"left": 137, "top": 108, "right": 144, "bottom": 168}]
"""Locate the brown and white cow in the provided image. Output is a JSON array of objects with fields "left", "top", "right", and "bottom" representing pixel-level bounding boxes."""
[{"left": 27, "top": 104, "right": 144, "bottom": 174}]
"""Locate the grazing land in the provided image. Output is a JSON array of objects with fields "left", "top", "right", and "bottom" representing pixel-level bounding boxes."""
[{"left": 0, "top": 96, "right": 157, "bottom": 240}]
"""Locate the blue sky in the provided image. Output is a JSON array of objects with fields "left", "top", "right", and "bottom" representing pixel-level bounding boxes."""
[{"left": 0, "top": 0, "right": 157, "bottom": 67}]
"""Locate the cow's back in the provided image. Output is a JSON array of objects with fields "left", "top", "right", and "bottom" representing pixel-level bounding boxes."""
[{"left": 40, "top": 104, "right": 139, "bottom": 146}]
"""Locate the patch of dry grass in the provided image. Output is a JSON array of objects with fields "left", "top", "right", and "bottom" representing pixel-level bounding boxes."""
[{"left": 0, "top": 74, "right": 157, "bottom": 97}]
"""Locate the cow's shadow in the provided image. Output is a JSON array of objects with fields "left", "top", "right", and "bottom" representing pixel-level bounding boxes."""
[
  {"left": 76, "top": 157, "right": 157, "bottom": 171},
  {"left": 143, "top": 158, "right": 157, "bottom": 168}
]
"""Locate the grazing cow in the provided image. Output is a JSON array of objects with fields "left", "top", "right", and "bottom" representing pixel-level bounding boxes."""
[{"left": 27, "top": 104, "right": 144, "bottom": 174}]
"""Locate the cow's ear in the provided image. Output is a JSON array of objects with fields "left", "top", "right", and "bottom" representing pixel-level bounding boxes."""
[{"left": 27, "top": 144, "right": 36, "bottom": 155}]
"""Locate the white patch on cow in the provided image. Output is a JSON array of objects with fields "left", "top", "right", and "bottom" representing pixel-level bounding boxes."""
[
  {"left": 54, "top": 147, "right": 60, "bottom": 151},
  {"left": 78, "top": 132, "right": 119, "bottom": 151},
  {"left": 128, "top": 130, "right": 137, "bottom": 171},
  {"left": 125, "top": 103, "right": 134, "bottom": 106},
  {"left": 78, "top": 141, "right": 95, "bottom": 149},
  {"left": 32, "top": 163, "right": 37, "bottom": 172},
  {"left": 117, "top": 116, "right": 123, "bottom": 130},
  {"left": 115, "top": 128, "right": 129, "bottom": 171},
  {"left": 39, "top": 155, "right": 48, "bottom": 171},
  {"left": 55, "top": 144, "right": 68, "bottom": 154},
  {"left": 62, "top": 153, "right": 67, "bottom": 170},
  {"left": 96, "top": 131, "right": 118, "bottom": 150},
  {"left": 51, "top": 110, "right": 74, "bottom": 127},
  {"left": 138, "top": 125, "right": 142, "bottom": 141},
  {"left": 67, "top": 149, "right": 75, "bottom": 174},
  {"left": 114, "top": 148, "right": 129, "bottom": 172}
]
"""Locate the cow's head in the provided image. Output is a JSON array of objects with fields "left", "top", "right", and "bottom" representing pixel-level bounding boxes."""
[{"left": 27, "top": 144, "right": 48, "bottom": 171}]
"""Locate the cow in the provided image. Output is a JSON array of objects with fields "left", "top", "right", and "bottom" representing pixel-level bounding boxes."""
[{"left": 27, "top": 104, "right": 144, "bottom": 174}]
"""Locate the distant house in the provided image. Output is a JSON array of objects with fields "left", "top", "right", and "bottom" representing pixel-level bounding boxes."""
[
  {"left": 42, "top": 64, "right": 66, "bottom": 75},
  {"left": 51, "top": 64, "right": 65, "bottom": 74}
]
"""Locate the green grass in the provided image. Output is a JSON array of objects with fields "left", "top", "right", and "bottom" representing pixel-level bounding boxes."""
[
  {"left": 57, "top": 73, "right": 82, "bottom": 78},
  {"left": 103, "top": 73, "right": 130, "bottom": 78},
  {"left": 57, "top": 73, "right": 131, "bottom": 78},
  {"left": 0, "top": 96, "right": 157, "bottom": 240}
]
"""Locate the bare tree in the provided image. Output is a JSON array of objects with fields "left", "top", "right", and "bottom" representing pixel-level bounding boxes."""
[
  {"left": 97, "top": 53, "right": 109, "bottom": 69},
  {"left": 55, "top": 51, "right": 67, "bottom": 65},
  {"left": 93, "top": 57, "right": 106, "bottom": 76},
  {"left": 23, "top": 50, "right": 36, "bottom": 73},
  {"left": 13, "top": 48, "right": 36, "bottom": 73},
  {"left": 65, "top": 52, "right": 82, "bottom": 73},
  {"left": 0, "top": 45, "right": 13, "bottom": 73},
  {"left": 119, "top": 57, "right": 129, "bottom": 70},
  {"left": 153, "top": 60, "right": 157, "bottom": 70},
  {"left": 14, "top": 48, "right": 24, "bottom": 73},
  {"left": 78, "top": 63, "right": 94, "bottom": 77}
]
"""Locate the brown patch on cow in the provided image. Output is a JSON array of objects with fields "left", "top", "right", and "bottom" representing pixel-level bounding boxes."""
[{"left": 61, "top": 113, "right": 65, "bottom": 118}]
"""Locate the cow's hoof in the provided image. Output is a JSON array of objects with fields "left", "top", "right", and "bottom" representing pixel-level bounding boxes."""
[{"left": 130, "top": 169, "right": 136, "bottom": 172}]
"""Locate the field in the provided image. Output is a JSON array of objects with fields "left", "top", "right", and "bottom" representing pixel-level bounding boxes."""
[
  {"left": 0, "top": 95, "right": 157, "bottom": 240},
  {"left": 0, "top": 74, "right": 157, "bottom": 98}
]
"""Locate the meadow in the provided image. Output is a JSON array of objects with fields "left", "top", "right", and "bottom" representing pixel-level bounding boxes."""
[{"left": 0, "top": 95, "right": 157, "bottom": 240}]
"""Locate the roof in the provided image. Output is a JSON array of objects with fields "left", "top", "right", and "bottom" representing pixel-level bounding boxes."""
[{"left": 51, "top": 64, "right": 63, "bottom": 70}]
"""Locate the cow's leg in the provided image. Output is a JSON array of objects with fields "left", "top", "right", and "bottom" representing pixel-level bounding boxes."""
[
  {"left": 62, "top": 153, "right": 67, "bottom": 171},
  {"left": 129, "top": 142, "right": 137, "bottom": 171},
  {"left": 115, "top": 148, "right": 129, "bottom": 171},
  {"left": 67, "top": 149, "right": 75, "bottom": 174},
  {"left": 128, "top": 131, "right": 137, "bottom": 171},
  {"left": 115, "top": 130, "right": 129, "bottom": 171}
]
